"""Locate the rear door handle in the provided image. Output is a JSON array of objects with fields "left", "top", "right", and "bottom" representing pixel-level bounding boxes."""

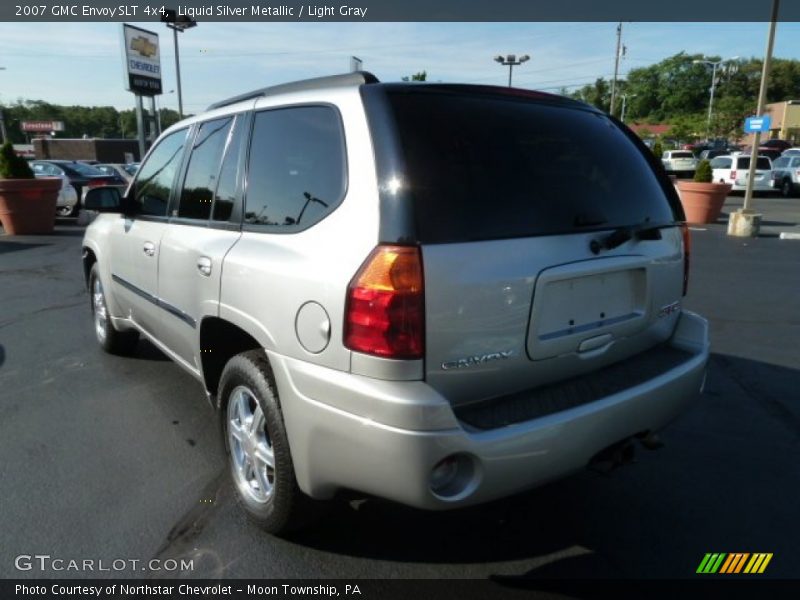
[
  {"left": 143, "top": 242, "right": 155, "bottom": 257},
  {"left": 197, "top": 256, "right": 212, "bottom": 277}
]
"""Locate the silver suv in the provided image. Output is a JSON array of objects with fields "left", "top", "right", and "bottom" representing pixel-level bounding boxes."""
[{"left": 82, "top": 72, "right": 709, "bottom": 533}]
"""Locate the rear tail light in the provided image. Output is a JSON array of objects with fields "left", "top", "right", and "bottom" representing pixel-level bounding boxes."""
[
  {"left": 680, "top": 223, "right": 691, "bottom": 297},
  {"left": 87, "top": 178, "right": 113, "bottom": 188},
  {"left": 344, "top": 245, "right": 424, "bottom": 360},
  {"left": 730, "top": 170, "right": 737, "bottom": 181},
  {"left": 795, "top": 170, "right": 800, "bottom": 178}
]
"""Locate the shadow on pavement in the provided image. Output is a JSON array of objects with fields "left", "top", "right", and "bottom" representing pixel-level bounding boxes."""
[{"left": 0, "top": 241, "right": 49, "bottom": 254}]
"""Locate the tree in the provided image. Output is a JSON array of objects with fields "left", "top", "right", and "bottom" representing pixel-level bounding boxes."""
[{"left": 401, "top": 71, "right": 427, "bottom": 82}]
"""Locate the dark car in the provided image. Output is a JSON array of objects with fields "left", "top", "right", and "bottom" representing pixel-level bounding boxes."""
[{"left": 30, "top": 160, "right": 125, "bottom": 217}]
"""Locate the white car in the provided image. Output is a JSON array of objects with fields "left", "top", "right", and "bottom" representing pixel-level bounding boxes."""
[
  {"left": 31, "top": 162, "right": 79, "bottom": 216},
  {"left": 710, "top": 155, "right": 774, "bottom": 192},
  {"left": 661, "top": 151, "right": 698, "bottom": 177},
  {"left": 782, "top": 148, "right": 800, "bottom": 157}
]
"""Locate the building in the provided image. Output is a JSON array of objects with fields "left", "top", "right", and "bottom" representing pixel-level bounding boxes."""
[
  {"left": 742, "top": 100, "right": 800, "bottom": 146},
  {"left": 32, "top": 138, "right": 141, "bottom": 163}
]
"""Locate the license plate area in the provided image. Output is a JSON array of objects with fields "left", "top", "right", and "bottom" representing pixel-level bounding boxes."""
[{"left": 527, "top": 259, "right": 649, "bottom": 361}]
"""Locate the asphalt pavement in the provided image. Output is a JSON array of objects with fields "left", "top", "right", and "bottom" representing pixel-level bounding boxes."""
[{"left": 1, "top": 193, "right": 799, "bottom": 584}]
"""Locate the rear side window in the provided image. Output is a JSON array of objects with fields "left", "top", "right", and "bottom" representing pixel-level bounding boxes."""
[
  {"left": 133, "top": 128, "right": 188, "bottom": 217},
  {"left": 212, "top": 115, "right": 246, "bottom": 222},
  {"left": 179, "top": 116, "right": 234, "bottom": 220},
  {"left": 244, "top": 105, "right": 346, "bottom": 230},
  {"left": 670, "top": 152, "right": 694, "bottom": 159},
  {"left": 385, "top": 91, "right": 676, "bottom": 243}
]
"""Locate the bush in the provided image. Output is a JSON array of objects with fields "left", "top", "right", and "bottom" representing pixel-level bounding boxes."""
[
  {"left": 0, "top": 142, "right": 34, "bottom": 179},
  {"left": 694, "top": 159, "right": 713, "bottom": 183},
  {"left": 652, "top": 141, "right": 663, "bottom": 158}
]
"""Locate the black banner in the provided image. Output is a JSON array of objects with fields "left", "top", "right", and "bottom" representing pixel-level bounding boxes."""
[{"left": 3, "top": 0, "right": 800, "bottom": 22}]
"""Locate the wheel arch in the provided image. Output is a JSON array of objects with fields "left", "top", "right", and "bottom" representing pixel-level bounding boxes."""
[{"left": 199, "top": 317, "right": 265, "bottom": 403}]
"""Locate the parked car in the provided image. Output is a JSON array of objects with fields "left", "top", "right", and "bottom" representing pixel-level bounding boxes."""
[
  {"left": 771, "top": 155, "right": 800, "bottom": 197},
  {"left": 698, "top": 148, "right": 731, "bottom": 161},
  {"left": 94, "top": 163, "right": 138, "bottom": 183},
  {"left": 782, "top": 148, "right": 800, "bottom": 157},
  {"left": 81, "top": 72, "right": 709, "bottom": 534},
  {"left": 29, "top": 160, "right": 124, "bottom": 217},
  {"left": 710, "top": 154, "right": 774, "bottom": 192},
  {"left": 31, "top": 165, "right": 79, "bottom": 216},
  {"left": 662, "top": 150, "right": 698, "bottom": 177}
]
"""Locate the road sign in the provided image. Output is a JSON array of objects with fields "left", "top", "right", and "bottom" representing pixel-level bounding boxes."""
[
  {"left": 744, "top": 116, "right": 771, "bottom": 133},
  {"left": 120, "top": 24, "right": 162, "bottom": 96}
]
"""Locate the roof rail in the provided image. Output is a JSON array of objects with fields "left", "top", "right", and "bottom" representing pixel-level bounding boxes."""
[{"left": 206, "top": 71, "right": 380, "bottom": 111}]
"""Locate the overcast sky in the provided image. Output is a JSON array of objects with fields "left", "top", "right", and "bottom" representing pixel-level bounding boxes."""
[{"left": 1, "top": 21, "right": 800, "bottom": 112}]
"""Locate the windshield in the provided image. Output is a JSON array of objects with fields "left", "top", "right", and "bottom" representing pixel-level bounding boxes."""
[{"left": 384, "top": 89, "right": 676, "bottom": 243}]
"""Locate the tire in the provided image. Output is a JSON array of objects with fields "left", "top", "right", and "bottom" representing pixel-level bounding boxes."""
[
  {"left": 89, "top": 263, "right": 139, "bottom": 355},
  {"left": 781, "top": 179, "right": 793, "bottom": 198},
  {"left": 219, "top": 349, "right": 319, "bottom": 534}
]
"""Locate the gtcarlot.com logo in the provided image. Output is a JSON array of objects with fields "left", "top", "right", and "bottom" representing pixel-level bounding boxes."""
[
  {"left": 14, "top": 554, "right": 193, "bottom": 573},
  {"left": 696, "top": 552, "right": 773, "bottom": 574}
]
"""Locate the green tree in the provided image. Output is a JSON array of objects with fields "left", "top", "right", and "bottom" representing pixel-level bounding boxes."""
[{"left": 401, "top": 71, "right": 427, "bottom": 82}]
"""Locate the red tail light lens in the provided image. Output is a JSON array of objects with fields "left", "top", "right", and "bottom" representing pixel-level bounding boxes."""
[
  {"left": 730, "top": 170, "right": 737, "bottom": 181},
  {"left": 344, "top": 245, "right": 424, "bottom": 360},
  {"left": 87, "top": 178, "right": 111, "bottom": 188},
  {"left": 681, "top": 223, "right": 691, "bottom": 297}
]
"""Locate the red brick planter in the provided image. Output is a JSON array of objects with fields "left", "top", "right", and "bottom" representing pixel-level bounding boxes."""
[
  {"left": 675, "top": 180, "right": 732, "bottom": 225},
  {"left": 0, "top": 178, "right": 61, "bottom": 235}
]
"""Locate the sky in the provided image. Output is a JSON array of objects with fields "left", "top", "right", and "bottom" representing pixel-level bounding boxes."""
[{"left": 1, "top": 21, "right": 800, "bottom": 113}]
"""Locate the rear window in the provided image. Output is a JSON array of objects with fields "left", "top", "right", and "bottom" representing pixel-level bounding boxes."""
[
  {"left": 385, "top": 91, "right": 676, "bottom": 243},
  {"left": 65, "top": 162, "right": 104, "bottom": 177},
  {"left": 773, "top": 157, "right": 790, "bottom": 169},
  {"left": 735, "top": 157, "right": 772, "bottom": 170},
  {"left": 670, "top": 152, "right": 694, "bottom": 159}
]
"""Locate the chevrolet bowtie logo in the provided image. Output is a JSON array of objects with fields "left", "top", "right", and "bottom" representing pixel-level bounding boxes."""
[{"left": 131, "top": 36, "right": 157, "bottom": 58}]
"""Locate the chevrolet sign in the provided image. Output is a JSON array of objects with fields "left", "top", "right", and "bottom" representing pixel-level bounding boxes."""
[{"left": 121, "top": 24, "right": 162, "bottom": 96}]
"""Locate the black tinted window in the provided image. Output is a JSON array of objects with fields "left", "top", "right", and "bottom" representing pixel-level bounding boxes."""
[
  {"left": 736, "top": 157, "right": 772, "bottom": 170},
  {"left": 133, "top": 129, "right": 188, "bottom": 217},
  {"left": 179, "top": 117, "right": 234, "bottom": 220},
  {"left": 710, "top": 157, "right": 732, "bottom": 169},
  {"left": 212, "top": 115, "right": 245, "bottom": 222},
  {"left": 385, "top": 91, "right": 676, "bottom": 243},
  {"left": 245, "top": 106, "right": 346, "bottom": 229}
]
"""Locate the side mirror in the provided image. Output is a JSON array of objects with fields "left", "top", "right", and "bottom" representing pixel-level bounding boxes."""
[{"left": 84, "top": 186, "right": 122, "bottom": 212}]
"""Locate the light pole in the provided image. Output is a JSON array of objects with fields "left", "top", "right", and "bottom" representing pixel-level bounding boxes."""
[
  {"left": 155, "top": 89, "right": 175, "bottom": 135},
  {"left": 693, "top": 56, "right": 739, "bottom": 140},
  {"left": 162, "top": 12, "right": 197, "bottom": 119},
  {"left": 494, "top": 54, "right": 530, "bottom": 87},
  {"left": 620, "top": 93, "right": 637, "bottom": 123}
]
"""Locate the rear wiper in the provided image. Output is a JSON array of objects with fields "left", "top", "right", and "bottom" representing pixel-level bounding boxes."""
[{"left": 589, "top": 221, "right": 673, "bottom": 255}]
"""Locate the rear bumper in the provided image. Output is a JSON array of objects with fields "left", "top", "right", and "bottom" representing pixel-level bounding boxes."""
[{"left": 270, "top": 310, "right": 709, "bottom": 510}]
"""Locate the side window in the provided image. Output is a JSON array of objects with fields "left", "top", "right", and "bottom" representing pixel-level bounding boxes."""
[
  {"left": 212, "top": 115, "right": 246, "bottom": 222},
  {"left": 792, "top": 158, "right": 800, "bottom": 168},
  {"left": 179, "top": 116, "right": 234, "bottom": 220},
  {"left": 244, "top": 106, "right": 346, "bottom": 230},
  {"left": 132, "top": 128, "right": 188, "bottom": 217}
]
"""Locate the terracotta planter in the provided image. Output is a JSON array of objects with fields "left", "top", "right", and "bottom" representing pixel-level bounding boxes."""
[
  {"left": 675, "top": 180, "right": 732, "bottom": 225},
  {"left": 0, "top": 178, "right": 61, "bottom": 235}
]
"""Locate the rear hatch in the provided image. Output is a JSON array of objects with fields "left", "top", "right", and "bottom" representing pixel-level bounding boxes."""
[
  {"left": 668, "top": 152, "right": 696, "bottom": 170},
  {"left": 735, "top": 156, "right": 772, "bottom": 187},
  {"left": 368, "top": 86, "right": 685, "bottom": 407}
]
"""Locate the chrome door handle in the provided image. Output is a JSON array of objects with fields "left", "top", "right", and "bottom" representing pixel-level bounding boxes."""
[
  {"left": 143, "top": 242, "right": 156, "bottom": 257},
  {"left": 196, "top": 256, "right": 212, "bottom": 277}
]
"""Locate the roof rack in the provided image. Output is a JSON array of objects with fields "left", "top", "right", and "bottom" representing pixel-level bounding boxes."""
[{"left": 206, "top": 71, "right": 379, "bottom": 111}]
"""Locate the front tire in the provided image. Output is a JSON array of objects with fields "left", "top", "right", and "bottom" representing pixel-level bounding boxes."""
[
  {"left": 219, "top": 350, "right": 318, "bottom": 534},
  {"left": 89, "top": 263, "right": 139, "bottom": 355}
]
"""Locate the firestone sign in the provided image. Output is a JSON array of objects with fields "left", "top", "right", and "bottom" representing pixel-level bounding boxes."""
[
  {"left": 121, "top": 24, "right": 162, "bottom": 96},
  {"left": 21, "top": 121, "right": 65, "bottom": 132}
]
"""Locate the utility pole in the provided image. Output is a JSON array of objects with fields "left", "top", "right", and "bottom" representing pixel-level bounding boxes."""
[
  {"left": 609, "top": 22, "right": 623, "bottom": 117},
  {"left": 620, "top": 93, "right": 636, "bottom": 123},
  {"left": 728, "top": 0, "right": 779, "bottom": 238}
]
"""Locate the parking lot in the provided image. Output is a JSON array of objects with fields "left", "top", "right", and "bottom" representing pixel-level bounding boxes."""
[{"left": 1, "top": 192, "right": 799, "bottom": 583}]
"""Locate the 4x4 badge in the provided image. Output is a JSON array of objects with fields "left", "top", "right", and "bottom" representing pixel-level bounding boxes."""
[{"left": 442, "top": 350, "right": 513, "bottom": 370}]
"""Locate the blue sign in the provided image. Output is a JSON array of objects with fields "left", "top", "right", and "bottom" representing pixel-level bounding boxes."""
[{"left": 744, "top": 116, "right": 771, "bottom": 133}]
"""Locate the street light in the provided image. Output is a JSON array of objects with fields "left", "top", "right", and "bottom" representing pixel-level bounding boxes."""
[
  {"left": 162, "top": 11, "right": 197, "bottom": 119},
  {"left": 155, "top": 89, "right": 175, "bottom": 135},
  {"left": 693, "top": 56, "right": 739, "bottom": 140},
  {"left": 620, "top": 93, "right": 637, "bottom": 123},
  {"left": 494, "top": 54, "right": 530, "bottom": 87}
]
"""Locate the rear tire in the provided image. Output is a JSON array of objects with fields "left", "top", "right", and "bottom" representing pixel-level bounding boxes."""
[
  {"left": 219, "top": 349, "right": 320, "bottom": 535},
  {"left": 89, "top": 263, "right": 139, "bottom": 355},
  {"left": 781, "top": 179, "right": 793, "bottom": 198}
]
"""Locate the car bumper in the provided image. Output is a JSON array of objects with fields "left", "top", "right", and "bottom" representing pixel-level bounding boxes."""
[{"left": 269, "top": 310, "right": 709, "bottom": 510}]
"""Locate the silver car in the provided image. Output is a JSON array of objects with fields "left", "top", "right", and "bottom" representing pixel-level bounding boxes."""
[
  {"left": 661, "top": 150, "right": 698, "bottom": 177},
  {"left": 81, "top": 73, "right": 709, "bottom": 534}
]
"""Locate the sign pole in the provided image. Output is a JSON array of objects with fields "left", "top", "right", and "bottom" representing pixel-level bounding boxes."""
[
  {"left": 135, "top": 94, "right": 146, "bottom": 161},
  {"left": 728, "top": 0, "right": 779, "bottom": 237}
]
